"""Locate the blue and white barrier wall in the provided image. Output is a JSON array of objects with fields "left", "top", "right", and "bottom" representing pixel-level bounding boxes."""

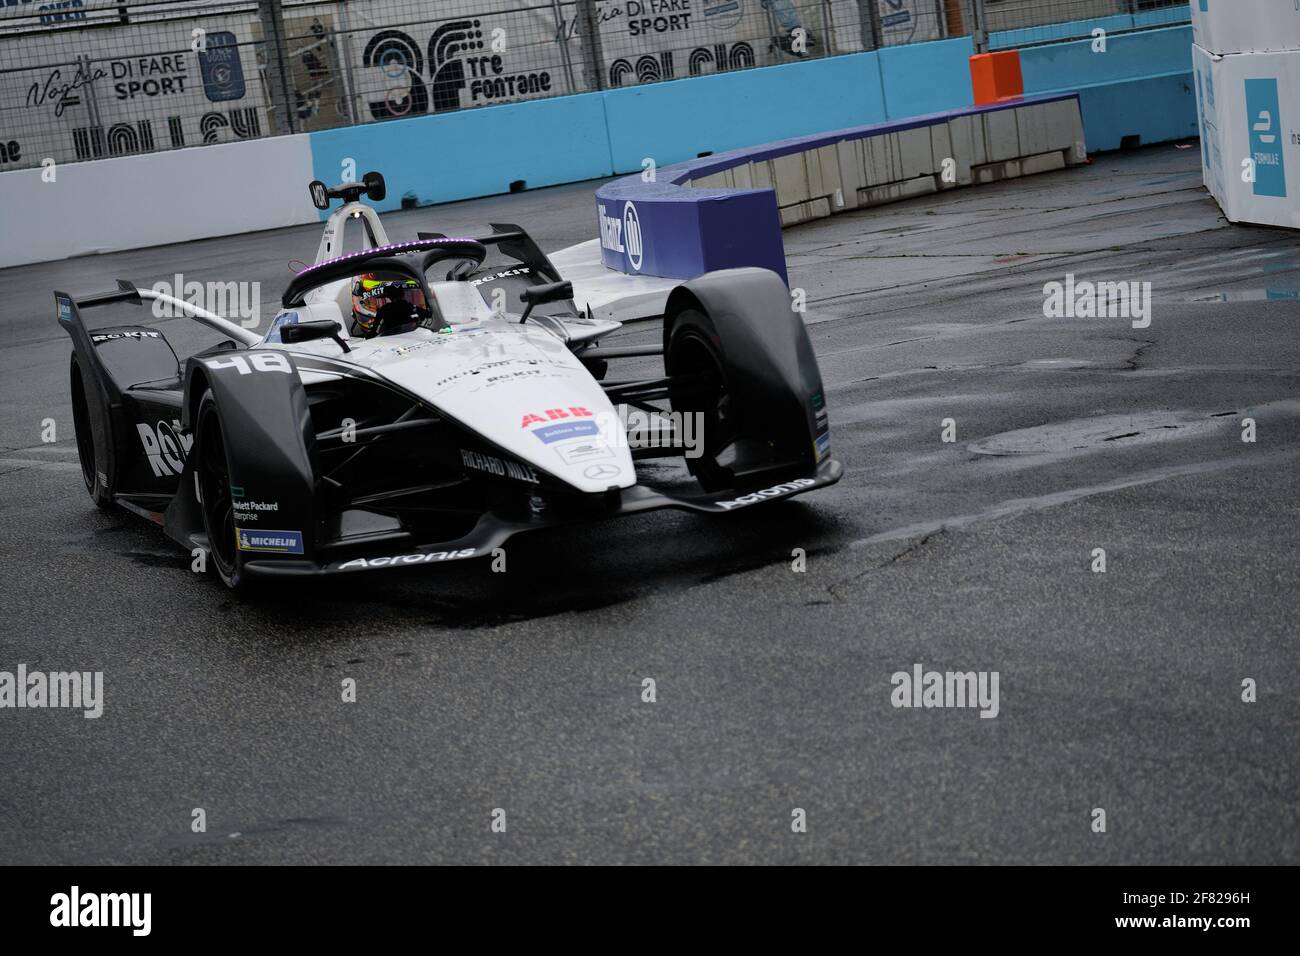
[
  {"left": 1, "top": 22, "right": 1200, "bottom": 269},
  {"left": 1019, "top": 24, "right": 1198, "bottom": 152},
  {"left": 595, "top": 94, "right": 1088, "bottom": 281}
]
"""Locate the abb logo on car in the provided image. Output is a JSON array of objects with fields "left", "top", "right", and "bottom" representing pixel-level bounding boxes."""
[{"left": 519, "top": 407, "right": 593, "bottom": 428}]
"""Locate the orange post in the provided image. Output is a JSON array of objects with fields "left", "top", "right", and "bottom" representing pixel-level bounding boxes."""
[{"left": 970, "top": 51, "right": 1024, "bottom": 105}]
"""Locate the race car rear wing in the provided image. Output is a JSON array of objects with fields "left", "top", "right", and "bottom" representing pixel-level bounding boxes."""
[
  {"left": 419, "top": 223, "right": 563, "bottom": 285},
  {"left": 58, "top": 280, "right": 261, "bottom": 348}
]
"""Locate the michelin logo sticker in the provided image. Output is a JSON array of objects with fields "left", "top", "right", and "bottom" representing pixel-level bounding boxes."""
[{"left": 236, "top": 529, "right": 304, "bottom": 554}]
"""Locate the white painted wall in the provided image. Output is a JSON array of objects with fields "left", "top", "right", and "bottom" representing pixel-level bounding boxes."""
[{"left": 0, "top": 133, "right": 317, "bottom": 270}]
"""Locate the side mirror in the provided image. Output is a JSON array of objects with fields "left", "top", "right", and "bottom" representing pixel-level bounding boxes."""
[
  {"left": 518, "top": 280, "right": 574, "bottom": 324},
  {"left": 308, "top": 179, "right": 329, "bottom": 210},
  {"left": 363, "top": 171, "right": 386, "bottom": 202},
  {"left": 280, "top": 318, "right": 350, "bottom": 353}
]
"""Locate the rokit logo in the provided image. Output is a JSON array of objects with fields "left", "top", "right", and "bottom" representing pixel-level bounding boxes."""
[
  {"left": 91, "top": 330, "right": 161, "bottom": 343},
  {"left": 1245, "top": 78, "right": 1288, "bottom": 198},
  {"left": 136, "top": 420, "right": 192, "bottom": 478}
]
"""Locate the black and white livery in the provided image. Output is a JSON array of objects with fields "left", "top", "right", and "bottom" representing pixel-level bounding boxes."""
[{"left": 57, "top": 172, "right": 840, "bottom": 590}]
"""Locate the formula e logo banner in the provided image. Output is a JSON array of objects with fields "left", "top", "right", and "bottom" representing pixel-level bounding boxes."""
[{"left": 1245, "top": 78, "right": 1287, "bottom": 198}]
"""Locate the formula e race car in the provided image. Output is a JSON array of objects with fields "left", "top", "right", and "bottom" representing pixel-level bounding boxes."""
[{"left": 56, "top": 172, "right": 840, "bottom": 589}]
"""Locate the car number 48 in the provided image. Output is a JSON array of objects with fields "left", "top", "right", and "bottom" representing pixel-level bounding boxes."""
[{"left": 205, "top": 353, "right": 293, "bottom": 375}]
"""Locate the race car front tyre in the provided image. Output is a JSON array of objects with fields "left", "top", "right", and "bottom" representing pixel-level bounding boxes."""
[
  {"left": 194, "top": 389, "right": 244, "bottom": 590},
  {"left": 666, "top": 309, "right": 739, "bottom": 492},
  {"left": 665, "top": 268, "right": 828, "bottom": 492},
  {"left": 70, "top": 356, "right": 114, "bottom": 510}
]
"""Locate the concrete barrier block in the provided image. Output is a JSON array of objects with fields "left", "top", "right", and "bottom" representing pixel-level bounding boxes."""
[
  {"left": 864, "top": 133, "right": 901, "bottom": 186},
  {"left": 974, "top": 153, "right": 1066, "bottom": 184},
  {"left": 858, "top": 176, "right": 939, "bottom": 207},
  {"left": 810, "top": 145, "right": 840, "bottom": 202},
  {"left": 898, "top": 126, "right": 934, "bottom": 178},
  {"left": 929, "top": 123, "right": 959, "bottom": 187},
  {"left": 1047, "top": 100, "right": 1088, "bottom": 163},
  {"left": 948, "top": 113, "right": 988, "bottom": 168},
  {"left": 1042, "top": 99, "right": 1080, "bottom": 151},
  {"left": 835, "top": 140, "right": 865, "bottom": 209},
  {"left": 983, "top": 108, "right": 1021, "bottom": 162},
  {"left": 804, "top": 151, "right": 825, "bottom": 200},
  {"left": 597, "top": 93, "right": 1092, "bottom": 282},
  {"left": 772, "top": 152, "right": 811, "bottom": 205},
  {"left": 780, "top": 197, "right": 832, "bottom": 226},
  {"left": 1015, "top": 103, "right": 1051, "bottom": 156},
  {"left": 1020, "top": 150, "right": 1067, "bottom": 176}
]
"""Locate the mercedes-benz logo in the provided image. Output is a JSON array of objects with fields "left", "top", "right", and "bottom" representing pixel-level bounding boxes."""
[{"left": 584, "top": 464, "right": 619, "bottom": 480}]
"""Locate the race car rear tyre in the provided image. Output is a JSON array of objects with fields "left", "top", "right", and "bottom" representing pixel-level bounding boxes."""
[
  {"left": 666, "top": 310, "right": 738, "bottom": 492},
  {"left": 195, "top": 389, "right": 244, "bottom": 590},
  {"left": 70, "top": 356, "right": 113, "bottom": 510}
]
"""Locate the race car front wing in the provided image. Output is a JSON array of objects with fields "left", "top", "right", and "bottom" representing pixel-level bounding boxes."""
[{"left": 196, "top": 459, "right": 843, "bottom": 579}]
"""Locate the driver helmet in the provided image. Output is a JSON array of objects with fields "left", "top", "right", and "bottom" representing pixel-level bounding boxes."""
[{"left": 350, "top": 273, "right": 429, "bottom": 338}]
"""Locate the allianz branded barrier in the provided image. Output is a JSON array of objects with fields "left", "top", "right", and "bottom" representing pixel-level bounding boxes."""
[
  {"left": 595, "top": 94, "right": 1087, "bottom": 281},
  {"left": 1192, "top": 2, "right": 1300, "bottom": 230}
]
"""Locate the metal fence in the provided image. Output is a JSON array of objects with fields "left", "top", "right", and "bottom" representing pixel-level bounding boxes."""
[
  {"left": 982, "top": 0, "right": 1190, "bottom": 49},
  {"left": 0, "top": 0, "right": 1190, "bottom": 172}
]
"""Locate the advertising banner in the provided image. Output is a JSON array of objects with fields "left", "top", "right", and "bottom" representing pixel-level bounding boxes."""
[{"left": 1193, "top": 42, "right": 1300, "bottom": 229}]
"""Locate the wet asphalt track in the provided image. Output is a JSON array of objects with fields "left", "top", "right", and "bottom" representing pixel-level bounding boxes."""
[{"left": 1, "top": 146, "right": 1297, "bottom": 864}]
